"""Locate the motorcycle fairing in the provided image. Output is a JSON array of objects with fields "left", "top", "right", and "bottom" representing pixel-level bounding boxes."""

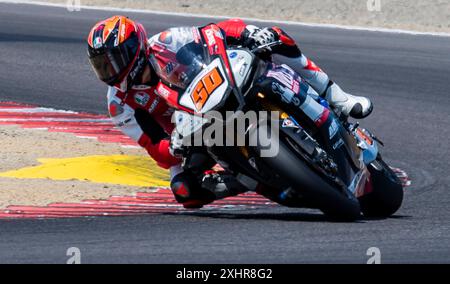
[
  {"left": 201, "top": 24, "right": 236, "bottom": 85},
  {"left": 226, "top": 49, "right": 254, "bottom": 89}
]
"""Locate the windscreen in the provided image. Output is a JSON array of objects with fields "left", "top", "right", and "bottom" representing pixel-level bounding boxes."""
[{"left": 149, "top": 27, "right": 209, "bottom": 89}]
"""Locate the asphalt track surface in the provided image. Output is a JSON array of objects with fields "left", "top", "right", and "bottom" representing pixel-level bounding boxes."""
[{"left": 0, "top": 3, "right": 449, "bottom": 264}]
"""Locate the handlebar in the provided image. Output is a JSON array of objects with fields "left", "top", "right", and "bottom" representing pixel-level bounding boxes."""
[{"left": 251, "top": 40, "right": 283, "bottom": 54}]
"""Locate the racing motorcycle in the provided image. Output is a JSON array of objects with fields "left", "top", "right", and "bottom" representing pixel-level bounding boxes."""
[{"left": 149, "top": 25, "right": 403, "bottom": 220}]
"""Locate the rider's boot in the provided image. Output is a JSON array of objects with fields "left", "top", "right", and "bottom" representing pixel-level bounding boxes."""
[
  {"left": 171, "top": 171, "right": 216, "bottom": 209},
  {"left": 171, "top": 171, "right": 249, "bottom": 209},
  {"left": 323, "top": 82, "right": 373, "bottom": 119}
]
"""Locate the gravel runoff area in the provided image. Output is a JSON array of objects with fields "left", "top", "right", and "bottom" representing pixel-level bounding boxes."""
[
  {"left": 0, "top": 125, "right": 162, "bottom": 209},
  {"left": 34, "top": 0, "right": 450, "bottom": 33}
]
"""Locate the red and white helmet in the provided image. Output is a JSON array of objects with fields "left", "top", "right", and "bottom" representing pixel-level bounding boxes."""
[{"left": 87, "top": 15, "right": 149, "bottom": 92}]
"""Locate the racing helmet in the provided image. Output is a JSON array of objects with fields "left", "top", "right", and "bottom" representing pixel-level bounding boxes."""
[{"left": 87, "top": 15, "right": 149, "bottom": 92}]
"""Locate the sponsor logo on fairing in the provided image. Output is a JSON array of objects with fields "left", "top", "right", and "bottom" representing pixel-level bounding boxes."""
[
  {"left": 229, "top": 52, "right": 238, "bottom": 59},
  {"left": 239, "top": 63, "right": 249, "bottom": 76},
  {"left": 205, "top": 28, "right": 217, "bottom": 47},
  {"left": 329, "top": 119, "right": 339, "bottom": 138},
  {"left": 214, "top": 29, "right": 224, "bottom": 39}
]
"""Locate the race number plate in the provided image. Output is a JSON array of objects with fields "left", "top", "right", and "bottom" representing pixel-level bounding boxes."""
[{"left": 180, "top": 58, "right": 229, "bottom": 113}]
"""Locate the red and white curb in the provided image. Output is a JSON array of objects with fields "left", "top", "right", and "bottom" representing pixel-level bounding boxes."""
[
  {"left": 0, "top": 189, "right": 275, "bottom": 219},
  {"left": 0, "top": 101, "right": 138, "bottom": 148},
  {"left": 0, "top": 101, "right": 411, "bottom": 219}
]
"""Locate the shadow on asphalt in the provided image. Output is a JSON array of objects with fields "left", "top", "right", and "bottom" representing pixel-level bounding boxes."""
[
  {"left": 168, "top": 211, "right": 360, "bottom": 223},
  {"left": 167, "top": 212, "right": 413, "bottom": 224}
]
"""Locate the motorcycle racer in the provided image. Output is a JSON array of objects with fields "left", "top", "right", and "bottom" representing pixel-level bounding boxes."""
[{"left": 87, "top": 15, "right": 373, "bottom": 209}]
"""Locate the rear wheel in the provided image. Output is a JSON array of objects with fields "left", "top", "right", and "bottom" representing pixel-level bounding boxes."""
[
  {"left": 359, "top": 157, "right": 404, "bottom": 218},
  {"left": 252, "top": 124, "right": 361, "bottom": 221}
]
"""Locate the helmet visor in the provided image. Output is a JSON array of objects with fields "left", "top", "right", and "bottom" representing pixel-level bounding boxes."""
[{"left": 88, "top": 35, "right": 139, "bottom": 85}]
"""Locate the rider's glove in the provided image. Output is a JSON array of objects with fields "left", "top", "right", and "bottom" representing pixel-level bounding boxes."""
[
  {"left": 169, "top": 130, "right": 187, "bottom": 158},
  {"left": 245, "top": 27, "right": 279, "bottom": 49}
]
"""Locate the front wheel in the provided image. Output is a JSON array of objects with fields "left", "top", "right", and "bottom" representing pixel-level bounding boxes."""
[{"left": 359, "top": 157, "right": 404, "bottom": 218}]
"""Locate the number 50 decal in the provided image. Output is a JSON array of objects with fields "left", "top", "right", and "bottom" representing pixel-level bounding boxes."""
[{"left": 191, "top": 67, "right": 224, "bottom": 111}]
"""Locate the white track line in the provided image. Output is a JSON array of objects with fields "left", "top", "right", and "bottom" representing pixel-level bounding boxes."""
[{"left": 2, "top": 0, "right": 450, "bottom": 38}]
